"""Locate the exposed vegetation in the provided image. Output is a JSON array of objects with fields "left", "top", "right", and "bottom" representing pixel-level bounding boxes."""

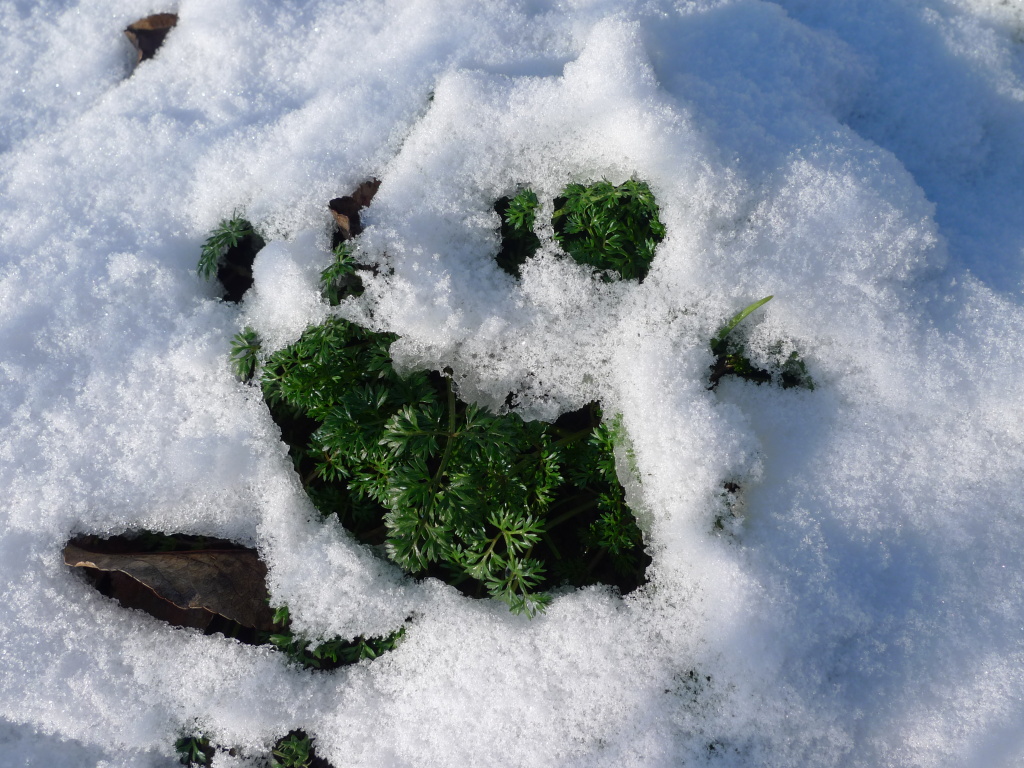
[
  {"left": 708, "top": 296, "right": 814, "bottom": 390},
  {"left": 267, "top": 607, "right": 406, "bottom": 670},
  {"left": 250, "top": 314, "right": 646, "bottom": 617},
  {"left": 319, "top": 242, "right": 363, "bottom": 305},
  {"left": 495, "top": 179, "right": 666, "bottom": 281},
  {"left": 174, "top": 734, "right": 213, "bottom": 766},
  {"left": 196, "top": 216, "right": 265, "bottom": 302},
  {"left": 204, "top": 181, "right": 813, "bottom": 621},
  {"left": 494, "top": 189, "right": 541, "bottom": 277},
  {"left": 552, "top": 179, "right": 665, "bottom": 281},
  {"left": 271, "top": 731, "right": 313, "bottom": 768}
]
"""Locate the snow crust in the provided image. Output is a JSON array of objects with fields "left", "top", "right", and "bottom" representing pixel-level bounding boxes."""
[{"left": 2, "top": 0, "right": 1024, "bottom": 765}]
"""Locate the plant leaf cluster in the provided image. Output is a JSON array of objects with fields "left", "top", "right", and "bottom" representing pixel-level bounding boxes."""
[
  {"left": 230, "top": 327, "right": 260, "bottom": 382},
  {"left": 708, "top": 296, "right": 814, "bottom": 390},
  {"left": 196, "top": 216, "right": 265, "bottom": 302},
  {"left": 271, "top": 731, "right": 313, "bottom": 768},
  {"left": 319, "top": 242, "right": 364, "bottom": 305},
  {"left": 175, "top": 734, "right": 214, "bottom": 766},
  {"left": 245, "top": 314, "right": 647, "bottom": 616},
  {"left": 197, "top": 217, "right": 255, "bottom": 281},
  {"left": 202, "top": 192, "right": 816, "bottom": 622},
  {"left": 494, "top": 190, "right": 541, "bottom": 277},
  {"left": 495, "top": 180, "right": 666, "bottom": 282},
  {"left": 265, "top": 606, "right": 406, "bottom": 670},
  {"left": 552, "top": 179, "right": 666, "bottom": 281},
  {"left": 174, "top": 730, "right": 332, "bottom": 768}
]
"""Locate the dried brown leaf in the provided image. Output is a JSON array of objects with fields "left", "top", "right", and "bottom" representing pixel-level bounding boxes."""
[
  {"left": 328, "top": 179, "right": 382, "bottom": 241},
  {"left": 125, "top": 13, "right": 178, "bottom": 64},
  {"left": 64, "top": 542, "right": 275, "bottom": 631},
  {"left": 350, "top": 178, "right": 381, "bottom": 209},
  {"left": 328, "top": 199, "right": 359, "bottom": 240}
]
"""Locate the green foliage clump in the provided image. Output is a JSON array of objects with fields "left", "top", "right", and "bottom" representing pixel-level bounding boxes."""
[
  {"left": 174, "top": 734, "right": 213, "bottom": 766},
  {"left": 552, "top": 179, "right": 666, "bottom": 281},
  {"left": 504, "top": 188, "right": 540, "bottom": 231},
  {"left": 266, "top": 606, "right": 406, "bottom": 670},
  {"left": 229, "top": 327, "right": 260, "bottom": 382},
  {"left": 494, "top": 179, "right": 665, "bottom": 282},
  {"left": 708, "top": 296, "right": 815, "bottom": 390},
  {"left": 494, "top": 189, "right": 542, "bottom": 277},
  {"left": 196, "top": 216, "right": 266, "bottom": 302},
  {"left": 271, "top": 732, "right": 313, "bottom": 768},
  {"left": 173, "top": 730, "right": 328, "bottom": 768},
  {"left": 320, "top": 242, "right": 363, "bottom": 305},
  {"left": 197, "top": 217, "right": 256, "bottom": 281},
  {"left": 255, "top": 316, "right": 646, "bottom": 617}
]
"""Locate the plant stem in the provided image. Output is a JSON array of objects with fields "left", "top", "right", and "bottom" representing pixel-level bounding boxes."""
[
  {"left": 546, "top": 497, "right": 599, "bottom": 529},
  {"left": 542, "top": 531, "right": 562, "bottom": 560},
  {"left": 425, "top": 377, "right": 458, "bottom": 503}
]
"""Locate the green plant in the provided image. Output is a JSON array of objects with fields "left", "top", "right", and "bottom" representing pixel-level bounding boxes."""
[
  {"left": 229, "top": 327, "right": 261, "bottom": 382},
  {"left": 257, "top": 315, "right": 647, "bottom": 616},
  {"left": 495, "top": 180, "right": 665, "bottom": 281},
  {"left": 552, "top": 179, "right": 666, "bottom": 281},
  {"left": 197, "top": 217, "right": 255, "bottom": 281},
  {"left": 320, "top": 242, "right": 363, "bottom": 305},
  {"left": 265, "top": 606, "right": 406, "bottom": 670},
  {"left": 174, "top": 734, "right": 213, "bottom": 766},
  {"left": 710, "top": 296, "right": 774, "bottom": 357},
  {"left": 708, "top": 296, "right": 814, "bottom": 390},
  {"left": 271, "top": 731, "right": 312, "bottom": 768},
  {"left": 495, "top": 189, "right": 542, "bottom": 277},
  {"left": 503, "top": 188, "right": 539, "bottom": 232}
]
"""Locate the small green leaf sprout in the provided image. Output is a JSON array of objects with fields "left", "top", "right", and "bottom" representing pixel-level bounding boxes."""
[
  {"left": 197, "top": 217, "right": 255, "bottom": 281},
  {"left": 711, "top": 295, "right": 774, "bottom": 356},
  {"left": 229, "top": 327, "right": 260, "bottom": 383},
  {"left": 320, "top": 241, "right": 362, "bottom": 305},
  {"left": 709, "top": 296, "right": 814, "bottom": 390},
  {"left": 174, "top": 734, "right": 213, "bottom": 766},
  {"left": 271, "top": 731, "right": 312, "bottom": 768}
]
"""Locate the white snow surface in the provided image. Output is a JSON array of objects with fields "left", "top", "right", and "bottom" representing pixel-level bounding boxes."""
[{"left": 2, "top": 0, "right": 1024, "bottom": 765}]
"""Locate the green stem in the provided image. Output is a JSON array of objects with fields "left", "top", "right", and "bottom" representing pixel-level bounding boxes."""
[
  {"left": 542, "top": 531, "right": 562, "bottom": 560},
  {"left": 585, "top": 547, "right": 606, "bottom": 577},
  {"left": 549, "top": 427, "right": 594, "bottom": 450},
  {"left": 357, "top": 524, "right": 387, "bottom": 543},
  {"left": 546, "top": 497, "right": 600, "bottom": 529},
  {"left": 425, "top": 377, "right": 459, "bottom": 503}
]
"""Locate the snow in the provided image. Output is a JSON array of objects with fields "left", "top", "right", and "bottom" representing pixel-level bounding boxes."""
[{"left": 1, "top": 0, "right": 1024, "bottom": 765}]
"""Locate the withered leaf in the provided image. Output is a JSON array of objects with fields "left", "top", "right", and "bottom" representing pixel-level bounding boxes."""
[
  {"left": 328, "top": 178, "right": 381, "bottom": 241},
  {"left": 65, "top": 542, "right": 275, "bottom": 632},
  {"left": 350, "top": 178, "right": 381, "bottom": 209},
  {"left": 328, "top": 199, "right": 359, "bottom": 240},
  {"left": 125, "top": 13, "right": 178, "bottom": 64}
]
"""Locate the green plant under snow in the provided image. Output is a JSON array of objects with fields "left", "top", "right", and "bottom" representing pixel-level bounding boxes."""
[
  {"left": 271, "top": 732, "right": 313, "bottom": 768},
  {"left": 253, "top": 315, "right": 644, "bottom": 617},
  {"left": 202, "top": 180, "right": 811, "bottom": 621},
  {"left": 174, "top": 734, "right": 213, "bottom": 766},
  {"left": 552, "top": 179, "right": 665, "bottom": 281},
  {"left": 708, "top": 296, "right": 814, "bottom": 390},
  {"left": 196, "top": 216, "right": 256, "bottom": 281},
  {"left": 266, "top": 606, "right": 406, "bottom": 670}
]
